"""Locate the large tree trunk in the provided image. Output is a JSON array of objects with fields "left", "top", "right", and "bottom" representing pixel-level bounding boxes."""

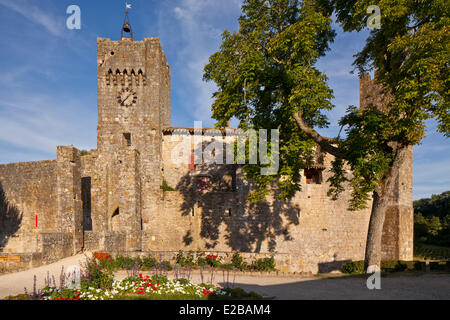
[
  {"left": 364, "top": 145, "right": 410, "bottom": 273},
  {"left": 364, "top": 185, "right": 388, "bottom": 272}
]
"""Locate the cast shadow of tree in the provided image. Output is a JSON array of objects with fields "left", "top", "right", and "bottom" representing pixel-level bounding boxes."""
[
  {"left": 0, "top": 182, "right": 23, "bottom": 251},
  {"left": 174, "top": 138, "right": 300, "bottom": 253}
]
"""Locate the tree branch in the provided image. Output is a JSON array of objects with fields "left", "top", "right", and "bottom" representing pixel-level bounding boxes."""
[{"left": 293, "top": 112, "right": 345, "bottom": 159}]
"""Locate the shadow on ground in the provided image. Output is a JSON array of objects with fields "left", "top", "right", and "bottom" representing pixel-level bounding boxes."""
[{"left": 217, "top": 273, "right": 450, "bottom": 300}]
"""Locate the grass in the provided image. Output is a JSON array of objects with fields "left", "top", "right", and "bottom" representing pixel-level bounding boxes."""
[{"left": 414, "top": 243, "right": 450, "bottom": 260}]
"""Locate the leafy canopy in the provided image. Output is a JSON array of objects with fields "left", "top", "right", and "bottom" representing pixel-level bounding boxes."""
[
  {"left": 203, "top": 0, "right": 336, "bottom": 202},
  {"left": 325, "top": 0, "right": 449, "bottom": 208},
  {"left": 204, "top": 0, "right": 449, "bottom": 209}
]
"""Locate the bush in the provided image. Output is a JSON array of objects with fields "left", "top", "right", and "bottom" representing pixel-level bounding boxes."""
[
  {"left": 160, "top": 180, "right": 176, "bottom": 191},
  {"left": 430, "top": 261, "right": 450, "bottom": 271},
  {"left": 206, "top": 254, "right": 221, "bottom": 267},
  {"left": 141, "top": 256, "right": 158, "bottom": 269},
  {"left": 196, "top": 255, "right": 207, "bottom": 267},
  {"left": 250, "top": 256, "right": 275, "bottom": 271},
  {"left": 341, "top": 260, "right": 422, "bottom": 274},
  {"left": 159, "top": 260, "right": 173, "bottom": 271},
  {"left": 231, "top": 252, "right": 247, "bottom": 270},
  {"left": 113, "top": 255, "right": 136, "bottom": 269},
  {"left": 81, "top": 258, "right": 114, "bottom": 289},
  {"left": 341, "top": 261, "right": 365, "bottom": 274},
  {"left": 176, "top": 250, "right": 195, "bottom": 267}
]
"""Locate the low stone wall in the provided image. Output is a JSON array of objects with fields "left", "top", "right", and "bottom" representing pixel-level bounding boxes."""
[
  {"left": 84, "top": 231, "right": 127, "bottom": 252},
  {"left": 0, "top": 233, "right": 74, "bottom": 274},
  {"left": 39, "top": 233, "right": 74, "bottom": 265},
  {"left": 0, "top": 252, "right": 43, "bottom": 274}
]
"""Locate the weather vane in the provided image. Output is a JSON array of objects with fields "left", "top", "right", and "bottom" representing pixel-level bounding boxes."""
[{"left": 122, "top": 2, "right": 133, "bottom": 40}]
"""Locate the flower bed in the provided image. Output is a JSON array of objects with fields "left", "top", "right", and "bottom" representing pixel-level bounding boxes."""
[{"left": 39, "top": 273, "right": 262, "bottom": 300}]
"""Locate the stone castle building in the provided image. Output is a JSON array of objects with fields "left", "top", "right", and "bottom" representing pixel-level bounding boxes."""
[{"left": 0, "top": 21, "right": 413, "bottom": 273}]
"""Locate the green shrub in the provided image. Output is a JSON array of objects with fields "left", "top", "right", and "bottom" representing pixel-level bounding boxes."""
[
  {"left": 206, "top": 254, "right": 221, "bottom": 267},
  {"left": 159, "top": 260, "right": 173, "bottom": 271},
  {"left": 160, "top": 180, "right": 176, "bottom": 191},
  {"left": 430, "top": 261, "right": 450, "bottom": 271},
  {"left": 341, "top": 261, "right": 365, "bottom": 274},
  {"left": 196, "top": 255, "right": 207, "bottom": 267},
  {"left": 341, "top": 260, "right": 423, "bottom": 274},
  {"left": 250, "top": 256, "right": 275, "bottom": 271},
  {"left": 221, "top": 263, "right": 234, "bottom": 270},
  {"left": 231, "top": 252, "right": 247, "bottom": 270},
  {"left": 141, "top": 256, "right": 158, "bottom": 269},
  {"left": 176, "top": 250, "right": 195, "bottom": 267},
  {"left": 81, "top": 259, "right": 114, "bottom": 289},
  {"left": 112, "top": 255, "right": 135, "bottom": 269}
]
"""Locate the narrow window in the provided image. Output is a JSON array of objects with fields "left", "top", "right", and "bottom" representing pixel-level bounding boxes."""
[
  {"left": 81, "top": 177, "right": 92, "bottom": 231},
  {"left": 123, "top": 133, "right": 131, "bottom": 147}
]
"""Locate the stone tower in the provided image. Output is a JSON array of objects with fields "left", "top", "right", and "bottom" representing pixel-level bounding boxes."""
[{"left": 94, "top": 20, "right": 171, "bottom": 250}]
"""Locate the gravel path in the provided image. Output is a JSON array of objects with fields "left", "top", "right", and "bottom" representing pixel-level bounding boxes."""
[{"left": 1, "top": 258, "right": 449, "bottom": 299}]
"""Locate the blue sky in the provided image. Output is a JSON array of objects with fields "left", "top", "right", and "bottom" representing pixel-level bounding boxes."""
[{"left": 0, "top": 0, "right": 448, "bottom": 200}]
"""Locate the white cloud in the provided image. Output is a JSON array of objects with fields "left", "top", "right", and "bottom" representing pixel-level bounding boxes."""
[
  {"left": 0, "top": 0, "right": 65, "bottom": 37},
  {"left": 0, "top": 92, "right": 97, "bottom": 157},
  {"left": 155, "top": 0, "right": 242, "bottom": 126}
]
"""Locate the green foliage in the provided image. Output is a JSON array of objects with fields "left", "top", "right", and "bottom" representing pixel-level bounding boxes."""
[
  {"left": 341, "top": 261, "right": 365, "bottom": 274},
  {"left": 250, "top": 256, "right": 275, "bottom": 271},
  {"left": 203, "top": 0, "right": 336, "bottom": 201},
  {"left": 231, "top": 252, "right": 248, "bottom": 270},
  {"left": 430, "top": 261, "right": 450, "bottom": 271},
  {"left": 196, "top": 255, "right": 207, "bottom": 267},
  {"left": 176, "top": 250, "right": 195, "bottom": 267},
  {"left": 329, "top": 0, "right": 449, "bottom": 137},
  {"left": 414, "top": 244, "right": 450, "bottom": 260},
  {"left": 204, "top": 0, "right": 449, "bottom": 215},
  {"left": 81, "top": 259, "right": 114, "bottom": 289},
  {"left": 205, "top": 254, "right": 221, "bottom": 267},
  {"left": 80, "top": 150, "right": 89, "bottom": 156},
  {"left": 414, "top": 191, "right": 450, "bottom": 247},
  {"left": 414, "top": 191, "right": 449, "bottom": 219},
  {"left": 341, "top": 260, "right": 422, "bottom": 274},
  {"left": 160, "top": 180, "right": 176, "bottom": 192},
  {"left": 91, "top": 254, "right": 172, "bottom": 272}
]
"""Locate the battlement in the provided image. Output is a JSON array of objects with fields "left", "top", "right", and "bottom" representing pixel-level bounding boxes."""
[{"left": 359, "top": 72, "right": 391, "bottom": 110}]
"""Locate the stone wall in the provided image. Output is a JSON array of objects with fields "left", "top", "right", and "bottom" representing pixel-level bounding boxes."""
[
  {"left": 39, "top": 233, "right": 74, "bottom": 264},
  {"left": 153, "top": 134, "right": 374, "bottom": 273},
  {"left": 83, "top": 231, "right": 126, "bottom": 252},
  {"left": 0, "top": 160, "right": 58, "bottom": 253},
  {"left": 0, "top": 147, "right": 84, "bottom": 260}
]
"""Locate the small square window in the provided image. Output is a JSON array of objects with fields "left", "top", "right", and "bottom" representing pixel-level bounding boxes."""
[{"left": 305, "top": 168, "right": 322, "bottom": 184}]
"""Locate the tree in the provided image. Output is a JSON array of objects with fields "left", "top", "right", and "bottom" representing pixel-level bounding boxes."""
[{"left": 203, "top": 0, "right": 449, "bottom": 271}]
